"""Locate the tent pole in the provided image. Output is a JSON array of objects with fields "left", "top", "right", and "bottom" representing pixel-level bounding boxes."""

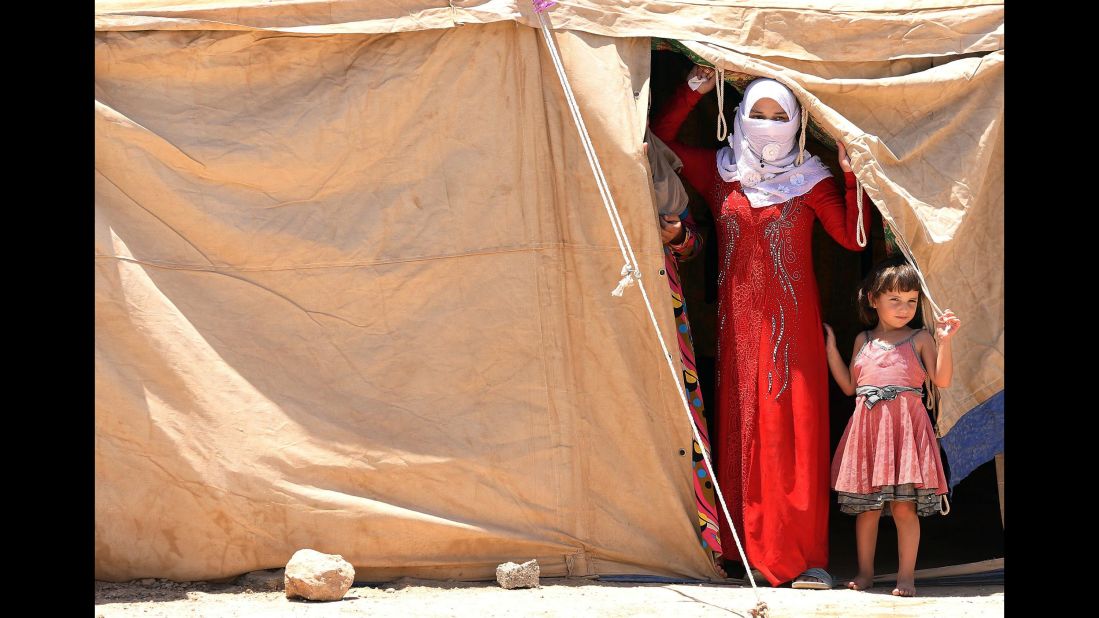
[{"left": 995, "top": 453, "right": 1004, "bottom": 528}]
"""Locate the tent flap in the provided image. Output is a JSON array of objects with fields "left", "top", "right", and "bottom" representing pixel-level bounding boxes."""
[{"left": 96, "top": 22, "right": 714, "bottom": 581}]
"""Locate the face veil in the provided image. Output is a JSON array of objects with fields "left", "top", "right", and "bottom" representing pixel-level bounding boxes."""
[{"left": 716, "top": 78, "right": 833, "bottom": 207}]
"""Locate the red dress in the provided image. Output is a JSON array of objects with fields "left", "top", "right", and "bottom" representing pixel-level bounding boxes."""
[{"left": 652, "top": 84, "right": 869, "bottom": 585}]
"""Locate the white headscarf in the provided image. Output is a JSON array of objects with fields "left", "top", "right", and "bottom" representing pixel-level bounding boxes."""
[{"left": 716, "top": 78, "right": 832, "bottom": 208}]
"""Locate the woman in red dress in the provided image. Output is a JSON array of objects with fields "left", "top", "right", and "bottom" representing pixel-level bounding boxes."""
[{"left": 651, "top": 65, "right": 870, "bottom": 588}]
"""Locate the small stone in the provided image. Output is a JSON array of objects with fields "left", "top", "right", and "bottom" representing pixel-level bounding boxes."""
[
  {"left": 284, "top": 549, "right": 355, "bottom": 601},
  {"left": 385, "top": 587, "right": 396, "bottom": 593},
  {"left": 140, "top": 578, "right": 155, "bottom": 585},
  {"left": 496, "top": 559, "right": 540, "bottom": 589}
]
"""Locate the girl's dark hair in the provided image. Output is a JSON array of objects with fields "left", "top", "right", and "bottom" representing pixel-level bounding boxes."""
[{"left": 856, "top": 257, "right": 923, "bottom": 326}]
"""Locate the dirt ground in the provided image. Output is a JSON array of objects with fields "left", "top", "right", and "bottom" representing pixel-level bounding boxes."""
[{"left": 94, "top": 577, "right": 1004, "bottom": 617}]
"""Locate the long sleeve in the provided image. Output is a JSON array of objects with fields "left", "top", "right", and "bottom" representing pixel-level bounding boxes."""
[
  {"left": 650, "top": 83, "right": 720, "bottom": 206},
  {"left": 805, "top": 171, "right": 871, "bottom": 252}
]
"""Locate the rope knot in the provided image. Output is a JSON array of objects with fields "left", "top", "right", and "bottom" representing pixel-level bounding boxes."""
[{"left": 610, "top": 263, "right": 640, "bottom": 297}]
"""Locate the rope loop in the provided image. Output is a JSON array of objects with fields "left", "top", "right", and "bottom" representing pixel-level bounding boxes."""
[
  {"left": 715, "top": 66, "right": 728, "bottom": 141},
  {"left": 795, "top": 102, "right": 808, "bottom": 166},
  {"left": 855, "top": 178, "right": 868, "bottom": 248}
]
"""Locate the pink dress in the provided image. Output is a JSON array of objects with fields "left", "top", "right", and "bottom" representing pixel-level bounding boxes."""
[{"left": 830, "top": 329, "right": 948, "bottom": 516}]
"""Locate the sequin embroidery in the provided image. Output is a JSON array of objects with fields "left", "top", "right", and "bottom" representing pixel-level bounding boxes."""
[{"left": 762, "top": 197, "right": 803, "bottom": 400}]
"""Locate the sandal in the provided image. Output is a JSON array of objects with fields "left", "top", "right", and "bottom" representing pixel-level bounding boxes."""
[{"left": 791, "top": 567, "right": 833, "bottom": 590}]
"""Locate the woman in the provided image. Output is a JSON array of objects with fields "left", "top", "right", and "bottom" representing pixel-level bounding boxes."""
[{"left": 651, "top": 65, "right": 869, "bottom": 588}]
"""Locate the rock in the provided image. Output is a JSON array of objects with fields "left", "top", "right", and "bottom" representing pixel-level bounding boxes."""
[
  {"left": 284, "top": 549, "right": 355, "bottom": 601},
  {"left": 496, "top": 560, "right": 540, "bottom": 589},
  {"left": 238, "top": 568, "right": 285, "bottom": 592},
  {"left": 385, "top": 587, "right": 396, "bottom": 593},
  {"left": 140, "top": 578, "right": 155, "bottom": 585}
]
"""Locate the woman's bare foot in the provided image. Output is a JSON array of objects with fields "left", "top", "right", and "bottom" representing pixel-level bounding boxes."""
[
  {"left": 891, "top": 578, "right": 916, "bottom": 597},
  {"left": 713, "top": 557, "right": 728, "bottom": 579},
  {"left": 846, "top": 573, "right": 874, "bottom": 591}
]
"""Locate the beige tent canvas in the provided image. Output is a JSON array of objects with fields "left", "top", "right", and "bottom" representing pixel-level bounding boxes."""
[{"left": 95, "top": 1, "right": 1003, "bottom": 583}]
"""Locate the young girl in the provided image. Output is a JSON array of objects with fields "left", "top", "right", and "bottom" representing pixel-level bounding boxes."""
[{"left": 823, "top": 258, "right": 961, "bottom": 597}]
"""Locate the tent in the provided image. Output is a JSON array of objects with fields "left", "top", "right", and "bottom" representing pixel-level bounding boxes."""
[{"left": 95, "top": 0, "right": 1004, "bottom": 582}]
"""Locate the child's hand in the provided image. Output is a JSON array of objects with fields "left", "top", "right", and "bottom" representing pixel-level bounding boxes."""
[
  {"left": 835, "top": 140, "right": 853, "bottom": 173},
  {"left": 686, "top": 65, "right": 717, "bottom": 94},
  {"left": 823, "top": 322, "right": 837, "bottom": 350},
  {"left": 659, "top": 214, "right": 685, "bottom": 244},
  {"left": 935, "top": 310, "right": 961, "bottom": 342}
]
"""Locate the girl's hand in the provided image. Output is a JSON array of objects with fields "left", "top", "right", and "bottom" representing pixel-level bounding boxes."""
[
  {"left": 935, "top": 309, "right": 961, "bottom": 342},
  {"left": 823, "top": 322, "right": 837, "bottom": 350},
  {"left": 835, "top": 140, "right": 853, "bottom": 173},
  {"left": 686, "top": 65, "right": 717, "bottom": 95},
  {"left": 659, "top": 214, "right": 685, "bottom": 244}
]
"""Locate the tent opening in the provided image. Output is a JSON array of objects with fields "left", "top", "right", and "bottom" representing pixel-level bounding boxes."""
[{"left": 647, "top": 47, "right": 1003, "bottom": 578}]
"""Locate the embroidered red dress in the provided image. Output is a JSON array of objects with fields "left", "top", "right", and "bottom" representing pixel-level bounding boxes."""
[{"left": 652, "top": 84, "right": 870, "bottom": 585}]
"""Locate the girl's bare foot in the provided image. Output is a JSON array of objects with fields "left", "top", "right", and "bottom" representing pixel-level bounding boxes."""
[
  {"left": 713, "top": 557, "right": 728, "bottom": 579},
  {"left": 891, "top": 578, "right": 916, "bottom": 597},
  {"left": 846, "top": 574, "right": 873, "bottom": 591}
]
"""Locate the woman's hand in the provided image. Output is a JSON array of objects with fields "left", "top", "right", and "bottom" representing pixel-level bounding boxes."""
[
  {"left": 934, "top": 309, "right": 961, "bottom": 342},
  {"left": 659, "top": 214, "right": 685, "bottom": 244},
  {"left": 835, "top": 140, "right": 852, "bottom": 173},
  {"left": 686, "top": 65, "right": 717, "bottom": 95}
]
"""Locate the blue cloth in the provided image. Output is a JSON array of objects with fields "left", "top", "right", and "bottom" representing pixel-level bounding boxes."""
[{"left": 940, "top": 390, "right": 1003, "bottom": 489}]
